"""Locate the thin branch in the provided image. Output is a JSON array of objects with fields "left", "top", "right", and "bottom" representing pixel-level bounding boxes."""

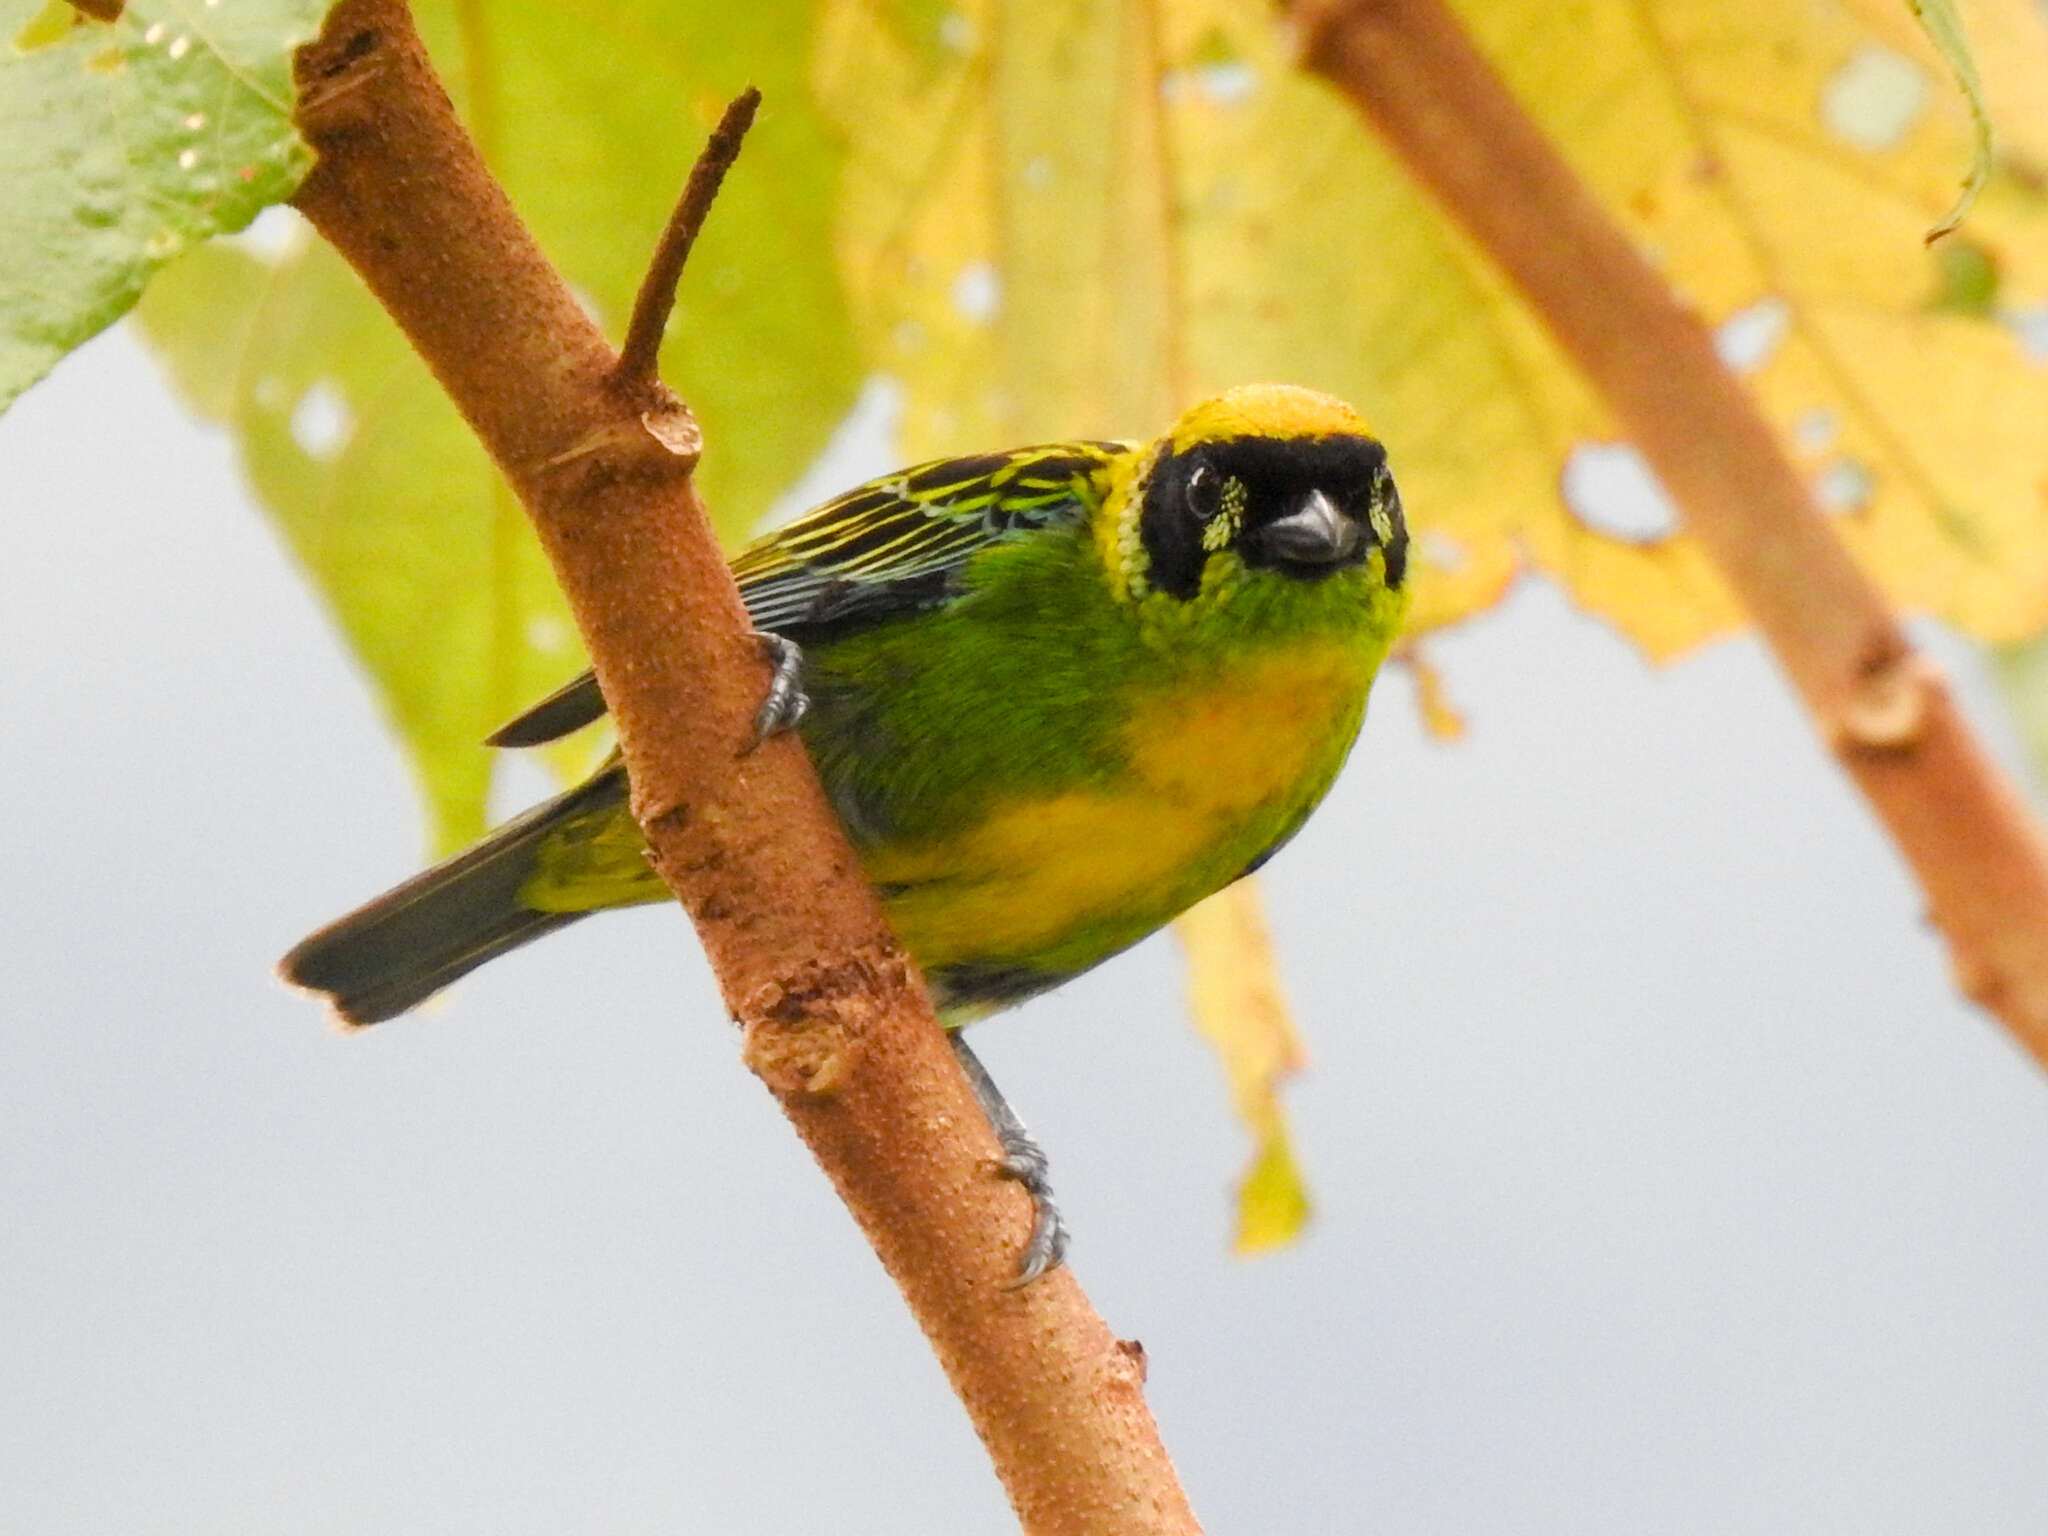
[
  {"left": 614, "top": 86, "right": 760, "bottom": 389},
  {"left": 286, "top": 5, "right": 1199, "bottom": 1531},
  {"left": 1292, "top": 0, "right": 2048, "bottom": 1054}
]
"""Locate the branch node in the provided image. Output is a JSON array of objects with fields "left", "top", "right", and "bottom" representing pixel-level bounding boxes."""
[
  {"left": 613, "top": 87, "right": 763, "bottom": 388},
  {"left": 1947, "top": 942, "right": 2005, "bottom": 1016},
  {"left": 533, "top": 418, "right": 683, "bottom": 476},
  {"left": 292, "top": 28, "right": 385, "bottom": 137},
  {"left": 640, "top": 404, "right": 705, "bottom": 463},
  {"left": 1831, "top": 649, "right": 1941, "bottom": 755},
  {"left": 746, "top": 1024, "right": 859, "bottom": 1098},
  {"left": 1116, "top": 1337, "right": 1150, "bottom": 1382},
  {"left": 741, "top": 951, "right": 909, "bottom": 1097}
]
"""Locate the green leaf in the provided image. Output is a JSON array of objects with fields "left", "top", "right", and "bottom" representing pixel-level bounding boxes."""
[
  {"left": 0, "top": 0, "right": 326, "bottom": 412},
  {"left": 1905, "top": 0, "right": 1993, "bottom": 241},
  {"left": 134, "top": 0, "right": 861, "bottom": 850},
  {"left": 137, "top": 235, "right": 573, "bottom": 848}
]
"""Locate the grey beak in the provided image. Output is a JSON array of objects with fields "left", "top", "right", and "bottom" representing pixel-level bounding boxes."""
[{"left": 1259, "top": 489, "right": 1361, "bottom": 565}]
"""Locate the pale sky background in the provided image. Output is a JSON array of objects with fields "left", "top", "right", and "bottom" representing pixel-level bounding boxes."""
[{"left": 6, "top": 325, "right": 2048, "bottom": 1534}]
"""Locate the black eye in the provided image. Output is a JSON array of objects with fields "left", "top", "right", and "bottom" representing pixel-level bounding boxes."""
[{"left": 1184, "top": 463, "right": 1223, "bottom": 523}]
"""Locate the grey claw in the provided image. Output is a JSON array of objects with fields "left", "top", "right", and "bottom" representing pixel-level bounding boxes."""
[
  {"left": 996, "top": 1143, "right": 1070, "bottom": 1289},
  {"left": 949, "top": 1031, "right": 1072, "bottom": 1286},
  {"left": 746, "top": 632, "right": 809, "bottom": 752}
]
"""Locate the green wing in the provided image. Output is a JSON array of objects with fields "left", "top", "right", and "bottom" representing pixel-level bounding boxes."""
[{"left": 488, "top": 441, "right": 1125, "bottom": 748}]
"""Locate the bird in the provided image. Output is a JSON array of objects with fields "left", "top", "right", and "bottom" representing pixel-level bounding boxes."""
[{"left": 281, "top": 381, "right": 1410, "bottom": 1280}]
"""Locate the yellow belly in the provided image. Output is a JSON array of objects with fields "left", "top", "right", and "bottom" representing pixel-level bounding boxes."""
[{"left": 866, "top": 640, "right": 1371, "bottom": 969}]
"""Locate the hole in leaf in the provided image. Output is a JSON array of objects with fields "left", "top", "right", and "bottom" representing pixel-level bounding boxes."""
[
  {"left": 290, "top": 381, "right": 353, "bottom": 459},
  {"left": 226, "top": 205, "right": 305, "bottom": 262},
  {"left": 524, "top": 615, "right": 572, "bottom": 655},
  {"left": 1165, "top": 29, "right": 1256, "bottom": 105},
  {"left": 1793, "top": 408, "right": 1838, "bottom": 453},
  {"left": 1418, "top": 531, "right": 1467, "bottom": 572},
  {"left": 2003, "top": 304, "right": 2048, "bottom": 363},
  {"left": 1161, "top": 65, "right": 1257, "bottom": 106},
  {"left": 1821, "top": 46, "right": 1926, "bottom": 152},
  {"left": 951, "top": 262, "right": 1001, "bottom": 323},
  {"left": 1561, "top": 443, "right": 1680, "bottom": 543},
  {"left": 1194, "top": 61, "right": 1256, "bottom": 104},
  {"left": 1815, "top": 458, "right": 1874, "bottom": 514},
  {"left": 1715, "top": 296, "right": 1790, "bottom": 373}
]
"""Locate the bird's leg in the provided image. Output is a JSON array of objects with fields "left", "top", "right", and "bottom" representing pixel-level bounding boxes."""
[
  {"left": 949, "top": 1031, "right": 1070, "bottom": 1286},
  {"left": 745, "top": 631, "right": 809, "bottom": 751}
]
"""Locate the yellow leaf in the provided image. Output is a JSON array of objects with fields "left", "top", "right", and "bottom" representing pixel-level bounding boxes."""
[
  {"left": 1174, "top": 880, "right": 1313, "bottom": 1254},
  {"left": 813, "top": 0, "right": 2048, "bottom": 655},
  {"left": 1233, "top": 1130, "right": 1313, "bottom": 1256},
  {"left": 1397, "top": 643, "right": 1468, "bottom": 743}
]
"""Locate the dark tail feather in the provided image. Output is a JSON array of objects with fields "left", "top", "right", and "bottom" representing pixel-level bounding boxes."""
[{"left": 280, "top": 768, "right": 627, "bottom": 1026}]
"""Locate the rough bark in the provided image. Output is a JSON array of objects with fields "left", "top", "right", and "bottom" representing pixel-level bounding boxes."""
[
  {"left": 288, "top": 5, "right": 1200, "bottom": 1529},
  {"left": 1295, "top": 0, "right": 2048, "bottom": 1061}
]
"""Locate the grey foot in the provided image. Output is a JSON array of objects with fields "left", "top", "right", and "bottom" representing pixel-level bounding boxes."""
[
  {"left": 950, "top": 1032, "right": 1071, "bottom": 1286},
  {"left": 746, "top": 631, "right": 809, "bottom": 751},
  {"left": 991, "top": 1122, "right": 1070, "bottom": 1288}
]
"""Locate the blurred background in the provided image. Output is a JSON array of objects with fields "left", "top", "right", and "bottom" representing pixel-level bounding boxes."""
[{"left": 6, "top": 324, "right": 2048, "bottom": 1534}]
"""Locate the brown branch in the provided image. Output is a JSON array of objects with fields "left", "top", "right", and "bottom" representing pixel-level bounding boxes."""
[
  {"left": 613, "top": 87, "right": 759, "bottom": 389},
  {"left": 1292, "top": 0, "right": 2048, "bottom": 1057},
  {"left": 286, "top": 6, "right": 1198, "bottom": 1531}
]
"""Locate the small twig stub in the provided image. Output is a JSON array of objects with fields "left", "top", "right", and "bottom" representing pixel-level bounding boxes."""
[{"left": 614, "top": 88, "right": 763, "bottom": 388}]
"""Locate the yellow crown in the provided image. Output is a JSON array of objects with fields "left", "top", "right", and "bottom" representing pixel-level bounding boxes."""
[{"left": 1166, "top": 383, "right": 1373, "bottom": 451}]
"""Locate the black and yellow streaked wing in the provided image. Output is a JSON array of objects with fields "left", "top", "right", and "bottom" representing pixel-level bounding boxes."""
[{"left": 487, "top": 442, "right": 1124, "bottom": 748}]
